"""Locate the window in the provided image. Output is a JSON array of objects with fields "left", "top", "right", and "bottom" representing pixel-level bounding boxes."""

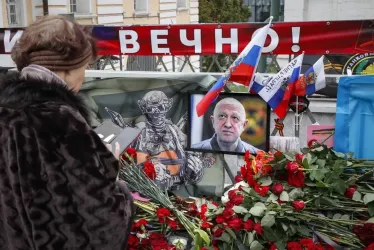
[
  {"left": 6, "top": 0, "right": 22, "bottom": 26},
  {"left": 70, "top": 0, "right": 92, "bottom": 14},
  {"left": 70, "top": 0, "right": 77, "bottom": 13},
  {"left": 134, "top": 0, "right": 148, "bottom": 13},
  {"left": 177, "top": 0, "right": 187, "bottom": 8}
]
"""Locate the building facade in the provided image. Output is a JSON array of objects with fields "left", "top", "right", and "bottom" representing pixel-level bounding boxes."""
[{"left": 0, "top": 0, "right": 200, "bottom": 71}]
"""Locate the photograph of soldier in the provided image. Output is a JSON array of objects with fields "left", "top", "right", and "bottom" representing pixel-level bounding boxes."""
[{"left": 189, "top": 93, "right": 269, "bottom": 155}]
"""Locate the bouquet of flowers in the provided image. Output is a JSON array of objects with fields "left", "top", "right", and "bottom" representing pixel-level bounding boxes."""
[
  {"left": 119, "top": 148, "right": 210, "bottom": 250},
  {"left": 197, "top": 142, "right": 374, "bottom": 249}
]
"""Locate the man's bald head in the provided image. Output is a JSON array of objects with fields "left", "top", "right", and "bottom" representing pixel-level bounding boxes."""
[
  {"left": 214, "top": 98, "right": 246, "bottom": 120},
  {"left": 211, "top": 97, "right": 248, "bottom": 148}
]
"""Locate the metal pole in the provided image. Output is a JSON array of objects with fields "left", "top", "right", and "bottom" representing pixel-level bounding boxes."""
[{"left": 43, "top": 0, "right": 49, "bottom": 16}]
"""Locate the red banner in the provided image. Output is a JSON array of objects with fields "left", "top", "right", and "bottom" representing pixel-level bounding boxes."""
[{"left": 1, "top": 20, "right": 373, "bottom": 55}]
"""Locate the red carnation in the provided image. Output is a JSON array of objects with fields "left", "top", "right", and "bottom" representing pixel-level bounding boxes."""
[
  {"left": 287, "top": 242, "right": 302, "bottom": 250},
  {"left": 286, "top": 162, "right": 300, "bottom": 173},
  {"left": 254, "top": 184, "right": 270, "bottom": 197},
  {"left": 200, "top": 204, "right": 208, "bottom": 221},
  {"left": 134, "top": 218, "right": 147, "bottom": 229},
  {"left": 128, "top": 235, "right": 139, "bottom": 247},
  {"left": 166, "top": 217, "right": 178, "bottom": 230},
  {"left": 243, "top": 219, "right": 255, "bottom": 231},
  {"left": 272, "top": 183, "right": 284, "bottom": 195},
  {"left": 156, "top": 207, "right": 170, "bottom": 223},
  {"left": 227, "top": 218, "right": 243, "bottom": 231},
  {"left": 344, "top": 185, "right": 357, "bottom": 199},
  {"left": 287, "top": 170, "right": 305, "bottom": 187},
  {"left": 292, "top": 200, "right": 305, "bottom": 211},
  {"left": 143, "top": 161, "right": 156, "bottom": 180},
  {"left": 228, "top": 190, "right": 244, "bottom": 205},
  {"left": 295, "top": 153, "right": 304, "bottom": 163},
  {"left": 254, "top": 223, "right": 263, "bottom": 236}
]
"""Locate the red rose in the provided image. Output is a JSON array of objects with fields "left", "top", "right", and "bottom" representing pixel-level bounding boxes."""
[
  {"left": 274, "top": 151, "right": 283, "bottom": 158},
  {"left": 287, "top": 242, "right": 302, "bottom": 250},
  {"left": 344, "top": 185, "right": 357, "bottom": 199},
  {"left": 254, "top": 223, "right": 263, "bottom": 236},
  {"left": 292, "top": 200, "right": 305, "bottom": 211},
  {"left": 287, "top": 171, "right": 305, "bottom": 187},
  {"left": 246, "top": 171, "right": 258, "bottom": 187},
  {"left": 126, "top": 147, "right": 137, "bottom": 159},
  {"left": 261, "top": 164, "right": 273, "bottom": 175},
  {"left": 213, "top": 228, "right": 224, "bottom": 237},
  {"left": 243, "top": 219, "right": 254, "bottom": 231},
  {"left": 228, "top": 190, "right": 244, "bottom": 205},
  {"left": 295, "top": 153, "right": 304, "bottom": 163},
  {"left": 128, "top": 235, "right": 139, "bottom": 247},
  {"left": 200, "top": 204, "right": 208, "bottom": 220},
  {"left": 272, "top": 183, "right": 284, "bottom": 195},
  {"left": 156, "top": 208, "right": 170, "bottom": 223},
  {"left": 222, "top": 207, "right": 235, "bottom": 220},
  {"left": 286, "top": 162, "right": 300, "bottom": 173},
  {"left": 269, "top": 243, "right": 278, "bottom": 250},
  {"left": 143, "top": 161, "right": 156, "bottom": 180},
  {"left": 227, "top": 218, "right": 243, "bottom": 231},
  {"left": 254, "top": 184, "right": 270, "bottom": 197},
  {"left": 308, "top": 139, "right": 319, "bottom": 148}
]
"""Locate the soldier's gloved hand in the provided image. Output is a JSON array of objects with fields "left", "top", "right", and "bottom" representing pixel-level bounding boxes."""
[
  {"left": 184, "top": 152, "right": 204, "bottom": 184},
  {"left": 154, "top": 162, "right": 172, "bottom": 183}
]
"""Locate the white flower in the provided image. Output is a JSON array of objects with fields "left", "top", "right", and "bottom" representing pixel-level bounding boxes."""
[{"left": 172, "top": 238, "right": 187, "bottom": 249}]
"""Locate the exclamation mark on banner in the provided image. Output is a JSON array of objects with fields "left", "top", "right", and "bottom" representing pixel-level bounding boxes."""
[{"left": 291, "top": 27, "right": 301, "bottom": 52}]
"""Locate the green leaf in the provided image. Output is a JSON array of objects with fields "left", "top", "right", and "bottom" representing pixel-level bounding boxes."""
[
  {"left": 233, "top": 206, "right": 249, "bottom": 214},
  {"left": 314, "top": 146, "right": 325, "bottom": 152},
  {"left": 363, "top": 194, "right": 374, "bottom": 205},
  {"left": 352, "top": 191, "right": 362, "bottom": 202},
  {"left": 254, "top": 202, "right": 266, "bottom": 208},
  {"left": 261, "top": 214, "right": 275, "bottom": 228},
  {"left": 332, "top": 150, "right": 345, "bottom": 158},
  {"left": 333, "top": 179, "right": 348, "bottom": 195},
  {"left": 284, "top": 153, "right": 295, "bottom": 161},
  {"left": 241, "top": 187, "right": 252, "bottom": 194},
  {"left": 259, "top": 176, "right": 272, "bottom": 186},
  {"left": 368, "top": 201, "right": 374, "bottom": 216},
  {"left": 218, "top": 232, "right": 231, "bottom": 243},
  {"left": 279, "top": 191, "right": 289, "bottom": 202},
  {"left": 341, "top": 214, "right": 350, "bottom": 220},
  {"left": 194, "top": 229, "right": 211, "bottom": 245},
  {"left": 225, "top": 228, "right": 237, "bottom": 240},
  {"left": 249, "top": 206, "right": 265, "bottom": 217},
  {"left": 263, "top": 227, "right": 283, "bottom": 241},
  {"left": 367, "top": 217, "right": 374, "bottom": 223},
  {"left": 194, "top": 231, "right": 203, "bottom": 248},
  {"left": 281, "top": 222, "right": 288, "bottom": 231},
  {"left": 275, "top": 240, "right": 287, "bottom": 250},
  {"left": 297, "top": 225, "right": 311, "bottom": 236},
  {"left": 250, "top": 241, "right": 264, "bottom": 250},
  {"left": 288, "top": 188, "right": 305, "bottom": 201},
  {"left": 267, "top": 211, "right": 277, "bottom": 215},
  {"left": 244, "top": 213, "right": 252, "bottom": 221},
  {"left": 246, "top": 232, "right": 254, "bottom": 245},
  {"left": 332, "top": 213, "right": 342, "bottom": 219},
  {"left": 267, "top": 194, "right": 279, "bottom": 202},
  {"left": 316, "top": 159, "right": 326, "bottom": 168}
]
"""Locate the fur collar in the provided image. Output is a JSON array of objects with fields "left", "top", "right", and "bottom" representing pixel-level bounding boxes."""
[{"left": 0, "top": 71, "right": 90, "bottom": 124}]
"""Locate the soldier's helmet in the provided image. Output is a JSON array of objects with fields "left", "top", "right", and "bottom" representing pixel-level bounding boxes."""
[{"left": 138, "top": 91, "right": 173, "bottom": 114}]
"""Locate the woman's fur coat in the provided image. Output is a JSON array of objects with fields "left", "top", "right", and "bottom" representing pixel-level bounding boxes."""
[{"left": 0, "top": 72, "right": 134, "bottom": 250}]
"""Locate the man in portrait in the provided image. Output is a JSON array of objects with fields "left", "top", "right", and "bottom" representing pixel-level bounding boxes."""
[{"left": 192, "top": 98, "right": 259, "bottom": 154}]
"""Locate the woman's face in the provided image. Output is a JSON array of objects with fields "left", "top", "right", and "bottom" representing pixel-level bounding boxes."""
[{"left": 64, "top": 63, "right": 89, "bottom": 92}]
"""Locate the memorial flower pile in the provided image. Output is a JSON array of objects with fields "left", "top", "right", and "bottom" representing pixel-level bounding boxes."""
[{"left": 119, "top": 144, "right": 374, "bottom": 250}]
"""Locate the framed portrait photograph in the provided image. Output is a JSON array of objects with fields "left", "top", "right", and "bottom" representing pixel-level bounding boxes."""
[{"left": 187, "top": 92, "right": 270, "bottom": 155}]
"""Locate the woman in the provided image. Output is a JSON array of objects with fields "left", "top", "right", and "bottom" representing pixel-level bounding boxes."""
[{"left": 0, "top": 16, "right": 134, "bottom": 249}]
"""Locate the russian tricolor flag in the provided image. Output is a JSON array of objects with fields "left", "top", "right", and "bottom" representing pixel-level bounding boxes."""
[
  {"left": 256, "top": 53, "right": 304, "bottom": 119},
  {"left": 295, "top": 56, "right": 326, "bottom": 96},
  {"left": 196, "top": 22, "right": 271, "bottom": 117}
]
